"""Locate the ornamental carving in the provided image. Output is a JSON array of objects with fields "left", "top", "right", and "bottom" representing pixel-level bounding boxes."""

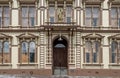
[{"left": 57, "top": 8, "right": 64, "bottom": 22}]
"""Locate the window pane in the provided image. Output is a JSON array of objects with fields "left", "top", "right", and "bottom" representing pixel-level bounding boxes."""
[
  {"left": 50, "top": 17, "right": 54, "bottom": 23},
  {"left": 0, "top": 54, "right": 2, "bottom": 63},
  {"left": 22, "top": 7, "right": 28, "bottom": 17},
  {"left": 0, "top": 41, "right": 2, "bottom": 63},
  {"left": 4, "top": 17, "right": 9, "bottom": 26},
  {"left": 85, "top": 41, "right": 92, "bottom": 52},
  {"left": 86, "top": 18, "right": 91, "bottom": 26},
  {"left": 86, "top": 8, "right": 91, "bottom": 17},
  {"left": 0, "top": 7, "right": 2, "bottom": 17},
  {"left": 0, "top": 8, "right": 2, "bottom": 26},
  {"left": 29, "top": 17, "right": 35, "bottom": 26},
  {"left": 111, "top": 8, "right": 117, "bottom": 18},
  {"left": 93, "top": 8, "right": 99, "bottom": 18},
  {"left": 66, "top": 7, "right": 72, "bottom": 16},
  {"left": 29, "top": 42, "right": 35, "bottom": 53},
  {"left": 21, "top": 42, "right": 28, "bottom": 53},
  {"left": 22, "top": 18, "right": 28, "bottom": 26},
  {"left": 67, "top": 17, "right": 71, "bottom": 23},
  {"left": 49, "top": 7, "right": 55, "bottom": 16},
  {"left": 0, "top": 42, "right": 2, "bottom": 53},
  {"left": 111, "top": 41, "right": 118, "bottom": 53},
  {"left": 3, "top": 41, "right": 9, "bottom": 53},
  {"left": 30, "top": 53, "right": 35, "bottom": 62},
  {"left": 118, "top": 18, "right": 120, "bottom": 27},
  {"left": 29, "top": 42, "right": 35, "bottom": 62},
  {"left": 93, "top": 53, "right": 97, "bottom": 63},
  {"left": 92, "top": 18, "right": 98, "bottom": 27},
  {"left": 112, "top": 53, "right": 116, "bottom": 63},
  {"left": 29, "top": 7, "right": 35, "bottom": 17},
  {"left": 111, "top": 18, "right": 118, "bottom": 27},
  {"left": 86, "top": 53, "right": 90, "bottom": 63},
  {"left": 3, "top": 53, "right": 10, "bottom": 63},
  {"left": 4, "top": 7, "right": 9, "bottom": 17}
]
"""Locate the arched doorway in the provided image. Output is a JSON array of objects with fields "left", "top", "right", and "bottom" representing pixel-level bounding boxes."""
[{"left": 53, "top": 37, "right": 68, "bottom": 75}]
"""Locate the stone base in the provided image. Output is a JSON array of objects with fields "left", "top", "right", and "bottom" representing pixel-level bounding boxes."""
[{"left": 0, "top": 69, "right": 120, "bottom": 77}]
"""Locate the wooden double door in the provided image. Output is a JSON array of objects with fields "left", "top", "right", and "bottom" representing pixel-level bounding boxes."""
[{"left": 53, "top": 47, "right": 68, "bottom": 75}]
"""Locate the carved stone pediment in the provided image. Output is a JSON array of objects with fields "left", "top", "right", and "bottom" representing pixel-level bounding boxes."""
[
  {"left": 109, "top": 0, "right": 120, "bottom": 4},
  {"left": 17, "top": 33, "right": 38, "bottom": 39},
  {"left": 0, "top": 33, "right": 12, "bottom": 39},
  {"left": 82, "top": 34, "right": 104, "bottom": 39},
  {"left": 108, "top": 34, "right": 120, "bottom": 40}
]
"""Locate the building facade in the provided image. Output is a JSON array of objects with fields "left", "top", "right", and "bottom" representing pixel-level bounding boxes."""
[{"left": 0, "top": 0, "right": 120, "bottom": 76}]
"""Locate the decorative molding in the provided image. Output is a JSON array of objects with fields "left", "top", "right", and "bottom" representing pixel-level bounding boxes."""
[
  {"left": 108, "top": 34, "right": 120, "bottom": 39},
  {"left": 0, "top": 0, "right": 12, "bottom": 3},
  {"left": 82, "top": 0, "right": 105, "bottom": 4},
  {"left": 16, "top": 33, "right": 39, "bottom": 39},
  {"left": 18, "top": 0, "right": 38, "bottom": 4},
  {"left": 0, "top": 33, "right": 12, "bottom": 39},
  {"left": 108, "top": 0, "right": 120, "bottom": 4},
  {"left": 82, "top": 33, "right": 104, "bottom": 39}
]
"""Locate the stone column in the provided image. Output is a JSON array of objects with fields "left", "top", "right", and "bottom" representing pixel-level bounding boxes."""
[
  {"left": 102, "top": 0, "right": 109, "bottom": 69},
  {"left": 11, "top": 0, "right": 19, "bottom": 27}
]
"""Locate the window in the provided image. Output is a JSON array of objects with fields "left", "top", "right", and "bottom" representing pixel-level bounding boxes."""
[
  {"left": 66, "top": 6, "right": 72, "bottom": 23},
  {"left": 84, "top": 40, "right": 101, "bottom": 63},
  {"left": 0, "top": 6, "right": 10, "bottom": 27},
  {"left": 85, "top": 7, "right": 100, "bottom": 27},
  {"left": 20, "top": 41, "right": 36, "bottom": 63},
  {"left": 21, "top": 6, "right": 36, "bottom": 27},
  {"left": 110, "top": 7, "right": 120, "bottom": 27},
  {"left": 110, "top": 41, "right": 120, "bottom": 63},
  {"left": 0, "top": 41, "right": 10, "bottom": 64},
  {"left": 49, "top": 7, "right": 55, "bottom": 23}
]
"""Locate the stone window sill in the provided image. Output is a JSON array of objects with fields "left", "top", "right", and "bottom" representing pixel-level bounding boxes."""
[
  {"left": 17, "top": 63, "right": 38, "bottom": 66},
  {"left": 109, "top": 64, "right": 120, "bottom": 66},
  {"left": 83, "top": 63, "right": 104, "bottom": 66},
  {"left": 0, "top": 64, "right": 12, "bottom": 66}
]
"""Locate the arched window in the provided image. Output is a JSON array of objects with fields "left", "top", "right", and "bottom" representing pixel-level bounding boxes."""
[
  {"left": 84, "top": 40, "right": 101, "bottom": 63},
  {"left": 85, "top": 41, "right": 92, "bottom": 63},
  {"left": 29, "top": 41, "right": 35, "bottom": 62},
  {"left": 111, "top": 41, "right": 118, "bottom": 63},
  {"left": 0, "top": 41, "right": 10, "bottom": 63},
  {"left": 20, "top": 41, "right": 36, "bottom": 63}
]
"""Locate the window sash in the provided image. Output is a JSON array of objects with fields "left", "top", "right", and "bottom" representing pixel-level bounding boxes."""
[
  {"left": 21, "top": 6, "right": 36, "bottom": 27},
  {"left": 0, "top": 6, "right": 10, "bottom": 27},
  {"left": 21, "top": 41, "right": 36, "bottom": 63},
  {"left": 85, "top": 7, "right": 100, "bottom": 27},
  {"left": 111, "top": 7, "right": 120, "bottom": 27},
  {"left": 86, "top": 53, "right": 90, "bottom": 63},
  {"left": 85, "top": 41, "right": 101, "bottom": 63}
]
